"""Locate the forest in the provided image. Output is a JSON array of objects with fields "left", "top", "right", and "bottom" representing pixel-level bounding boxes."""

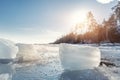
[{"left": 54, "top": 2, "right": 120, "bottom": 44}]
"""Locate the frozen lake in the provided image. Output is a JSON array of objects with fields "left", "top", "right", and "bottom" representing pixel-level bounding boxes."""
[{"left": 0, "top": 44, "right": 120, "bottom": 80}]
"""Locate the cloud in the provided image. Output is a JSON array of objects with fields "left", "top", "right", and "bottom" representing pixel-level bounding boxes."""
[{"left": 96, "top": 0, "right": 114, "bottom": 4}]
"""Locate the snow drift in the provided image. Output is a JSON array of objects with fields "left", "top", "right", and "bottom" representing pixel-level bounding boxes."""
[
  {"left": 16, "top": 44, "right": 40, "bottom": 62},
  {"left": 59, "top": 44, "right": 101, "bottom": 70},
  {"left": 0, "top": 39, "right": 18, "bottom": 59}
]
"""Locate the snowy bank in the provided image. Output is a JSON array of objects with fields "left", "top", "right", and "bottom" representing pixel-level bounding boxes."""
[
  {"left": 59, "top": 44, "right": 101, "bottom": 70},
  {"left": 0, "top": 39, "right": 18, "bottom": 61}
]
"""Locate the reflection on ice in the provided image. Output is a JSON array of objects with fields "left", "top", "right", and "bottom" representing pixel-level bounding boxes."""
[
  {"left": 59, "top": 69, "right": 109, "bottom": 80},
  {"left": 0, "top": 64, "right": 14, "bottom": 80}
]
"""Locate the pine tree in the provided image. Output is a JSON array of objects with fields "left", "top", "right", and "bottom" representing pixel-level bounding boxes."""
[
  {"left": 87, "top": 11, "right": 98, "bottom": 31},
  {"left": 112, "top": 1, "right": 120, "bottom": 25}
]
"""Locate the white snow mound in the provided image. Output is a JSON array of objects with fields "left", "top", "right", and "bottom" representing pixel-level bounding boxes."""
[
  {"left": 59, "top": 44, "right": 101, "bottom": 70},
  {"left": 0, "top": 39, "right": 18, "bottom": 59}
]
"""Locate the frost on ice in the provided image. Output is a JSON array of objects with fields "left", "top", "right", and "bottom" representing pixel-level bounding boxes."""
[
  {"left": 59, "top": 44, "right": 101, "bottom": 70},
  {"left": 0, "top": 39, "right": 18, "bottom": 59}
]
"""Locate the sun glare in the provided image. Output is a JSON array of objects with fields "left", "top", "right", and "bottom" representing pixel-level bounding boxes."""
[
  {"left": 69, "top": 9, "right": 89, "bottom": 34},
  {"left": 71, "top": 9, "right": 88, "bottom": 25}
]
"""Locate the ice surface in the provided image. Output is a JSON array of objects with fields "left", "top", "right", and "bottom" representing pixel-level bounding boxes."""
[
  {"left": 59, "top": 69, "right": 109, "bottom": 80},
  {"left": 59, "top": 44, "right": 101, "bottom": 70},
  {"left": 0, "top": 64, "right": 13, "bottom": 80},
  {"left": 0, "top": 39, "right": 18, "bottom": 59},
  {"left": 100, "top": 45, "right": 120, "bottom": 67},
  {"left": 16, "top": 44, "right": 41, "bottom": 62},
  {"left": 0, "top": 44, "right": 119, "bottom": 80}
]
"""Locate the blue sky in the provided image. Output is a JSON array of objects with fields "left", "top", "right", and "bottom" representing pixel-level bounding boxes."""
[{"left": 0, "top": 0, "right": 118, "bottom": 43}]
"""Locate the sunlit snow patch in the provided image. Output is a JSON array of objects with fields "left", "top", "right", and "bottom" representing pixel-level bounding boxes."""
[{"left": 59, "top": 44, "right": 101, "bottom": 70}]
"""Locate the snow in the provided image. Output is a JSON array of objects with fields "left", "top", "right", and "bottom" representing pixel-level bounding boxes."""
[
  {"left": 97, "top": 45, "right": 120, "bottom": 80},
  {"left": 98, "top": 66, "right": 120, "bottom": 80},
  {"left": 100, "top": 46, "right": 120, "bottom": 67},
  {"left": 59, "top": 43, "right": 101, "bottom": 70},
  {"left": 0, "top": 39, "right": 18, "bottom": 59}
]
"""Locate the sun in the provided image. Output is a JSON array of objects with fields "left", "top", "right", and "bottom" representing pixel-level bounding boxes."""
[{"left": 69, "top": 9, "right": 89, "bottom": 34}]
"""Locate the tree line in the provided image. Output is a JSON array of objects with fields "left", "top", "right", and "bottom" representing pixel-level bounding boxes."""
[{"left": 54, "top": 2, "right": 120, "bottom": 44}]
